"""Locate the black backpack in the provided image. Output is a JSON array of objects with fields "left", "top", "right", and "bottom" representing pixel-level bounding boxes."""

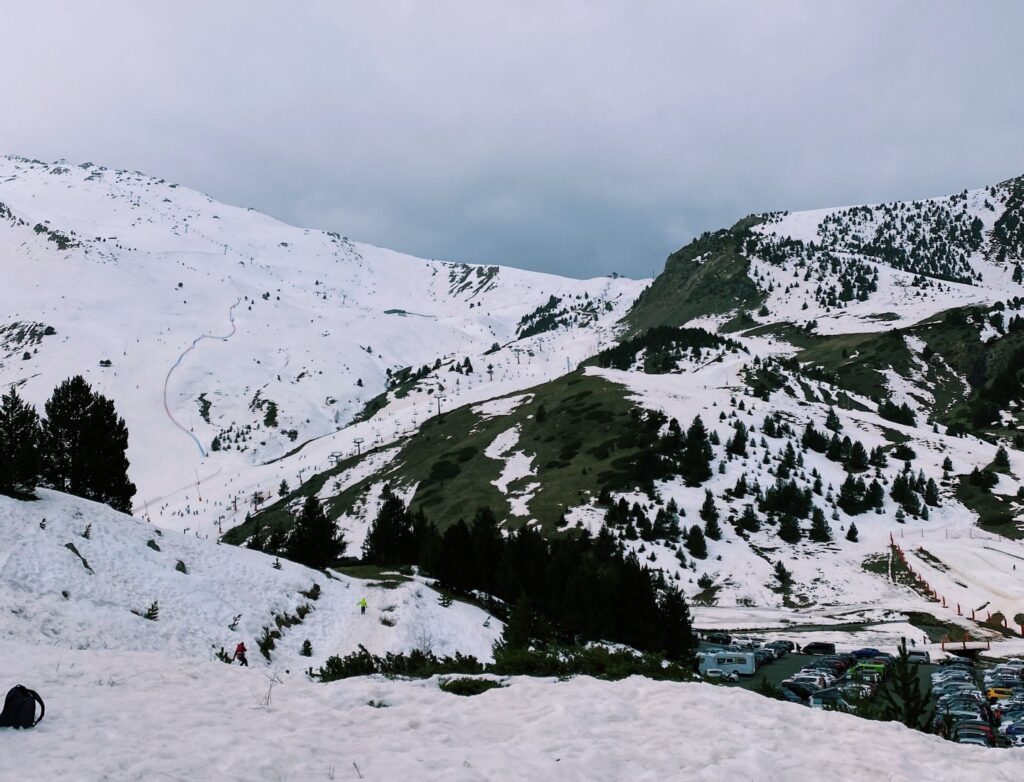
[{"left": 0, "top": 685, "right": 45, "bottom": 729}]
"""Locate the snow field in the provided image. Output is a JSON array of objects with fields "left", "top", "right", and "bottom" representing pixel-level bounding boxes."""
[
  {"left": 0, "top": 155, "right": 646, "bottom": 541},
  {"left": 0, "top": 491, "right": 500, "bottom": 666},
  {"left": 2, "top": 638, "right": 1020, "bottom": 781}
]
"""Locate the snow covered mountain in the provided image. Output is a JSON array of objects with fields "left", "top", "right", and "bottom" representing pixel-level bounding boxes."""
[
  {"left": 262, "top": 172, "right": 1024, "bottom": 655},
  {"left": 7, "top": 158, "right": 1024, "bottom": 775},
  {"left": 0, "top": 155, "right": 645, "bottom": 530}
]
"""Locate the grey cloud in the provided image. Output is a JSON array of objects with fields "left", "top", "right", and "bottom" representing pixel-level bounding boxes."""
[{"left": 1, "top": 1, "right": 1021, "bottom": 278}]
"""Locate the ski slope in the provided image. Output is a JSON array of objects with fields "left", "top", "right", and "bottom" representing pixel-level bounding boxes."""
[{"left": 0, "top": 155, "right": 646, "bottom": 533}]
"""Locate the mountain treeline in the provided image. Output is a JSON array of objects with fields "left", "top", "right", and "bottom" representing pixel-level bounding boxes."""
[
  {"left": 354, "top": 488, "right": 696, "bottom": 660},
  {"left": 0, "top": 376, "right": 136, "bottom": 512}
]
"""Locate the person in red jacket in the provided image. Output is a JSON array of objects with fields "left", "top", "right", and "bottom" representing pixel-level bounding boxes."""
[{"left": 233, "top": 642, "right": 248, "bottom": 667}]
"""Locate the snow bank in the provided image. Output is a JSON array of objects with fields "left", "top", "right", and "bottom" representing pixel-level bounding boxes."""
[
  {"left": 0, "top": 639, "right": 1017, "bottom": 780},
  {"left": 0, "top": 491, "right": 500, "bottom": 665}
]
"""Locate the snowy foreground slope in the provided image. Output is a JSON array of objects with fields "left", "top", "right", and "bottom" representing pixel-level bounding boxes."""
[
  {"left": 1, "top": 638, "right": 1018, "bottom": 781},
  {"left": 0, "top": 491, "right": 499, "bottom": 665}
]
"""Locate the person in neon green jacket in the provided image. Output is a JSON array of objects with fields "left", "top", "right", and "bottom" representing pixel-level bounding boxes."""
[{"left": 358, "top": 597, "right": 367, "bottom": 615}]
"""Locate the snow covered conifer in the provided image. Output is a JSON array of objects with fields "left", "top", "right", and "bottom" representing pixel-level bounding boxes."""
[{"left": 846, "top": 522, "right": 859, "bottom": 542}]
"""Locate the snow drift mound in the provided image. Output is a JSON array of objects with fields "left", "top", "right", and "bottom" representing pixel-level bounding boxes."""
[
  {"left": 0, "top": 638, "right": 1017, "bottom": 781},
  {"left": 0, "top": 490, "right": 500, "bottom": 666}
]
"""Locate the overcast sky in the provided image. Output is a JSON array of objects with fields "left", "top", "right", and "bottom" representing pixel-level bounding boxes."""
[{"left": 1, "top": 2, "right": 1022, "bottom": 279}]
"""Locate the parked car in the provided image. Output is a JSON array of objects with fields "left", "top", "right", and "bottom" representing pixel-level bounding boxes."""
[
  {"left": 702, "top": 668, "right": 739, "bottom": 682},
  {"left": 803, "top": 642, "right": 837, "bottom": 656},
  {"left": 705, "top": 632, "right": 731, "bottom": 646},
  {"left": 852, "top": 648, "right": 882, "bottom": 659},
  {"left": 988, "top": 687, "right": 1015, "bottom": 702},
  {"left": 907, "top": 650, "right": 931, "bottom": 664},
  {"left": 754, "top": 649, "right": 775, "bottom": 666},
  {"left": 941, "top": 655, "right": 975, "bottom": 668},
  {"left": 810, "top": 687, "right": 851, "bottom": 710}
]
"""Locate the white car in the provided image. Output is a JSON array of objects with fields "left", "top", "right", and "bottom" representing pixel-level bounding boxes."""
[
  {"left": 703, "top": 668, "right": 738, "bottom": 682},
  {"left": 957, "top": 736, "right": 989, "bottom": 748}
]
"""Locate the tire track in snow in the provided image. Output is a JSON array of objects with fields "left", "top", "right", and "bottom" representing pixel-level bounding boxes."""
[{"left": 163, "top": 299, "right": 241, "bottom": 457}]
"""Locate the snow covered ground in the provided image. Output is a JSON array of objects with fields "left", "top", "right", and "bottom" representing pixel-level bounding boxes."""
[
  {"left": 569, "top": 343, "right": 1024, "bottom": 651},
  {"left": 0, "top": 491, "right": 500, "bottom": 666},
  {"left": 2, "top": 638, "right": 1020, "bottom": 781}
]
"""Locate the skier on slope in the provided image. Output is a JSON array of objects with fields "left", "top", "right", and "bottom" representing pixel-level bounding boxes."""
[
  {"left": 233, "top": 641, "right": 249, "bottom": 667},
  {"left": 358, "top": 597, "right": 367, "bottom": 616}
]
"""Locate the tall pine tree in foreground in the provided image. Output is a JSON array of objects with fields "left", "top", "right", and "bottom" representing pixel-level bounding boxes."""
[
  {"left": 0, "top": 388, "right": 42, "bottom": 497},
  {"left": 878, "top": 639, "right": 933, "bottom": 730},
  {"left": 362, "top": 486, "right": 419, "bottom": 564},
  {"left": 42, "top": 376, "right": 135, "bottom": 512},
  {"left": 286, "top": 495, "right": 346, "bottom": 568}
]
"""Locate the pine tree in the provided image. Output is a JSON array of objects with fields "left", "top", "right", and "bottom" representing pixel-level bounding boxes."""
[
  {"left": 825, "top": 407, "right": 842, "bottom": 432},
  {"left": 778, "top": 514, "right": 801, "bottom": 544},
  {"left": 837, "top": 474, "right": 867, "bottom": 515},
  {"left": 286, "top": 495, "right": 346, "bottom": 569},
  {"left": 143, "top": 601, "right": 159, "bottom": 621},
  {"left": 773, "top": 561, "right": 793, "bottom": 589},
  {"left": 657, "top": 585, "right": 698, "bottom": 661},
  {"left": 994, "top": 445, "right": 1011, "bottom": 471},
  {"left": 924, "top": 478, "right": 940, "bottom": 507},
  {"left": 362, "top": 488, "right": 416, "bottom": 564},
  {"left": 0, "top": 388, "right": 42, "bottom": 497},
  {"left": 726, "top": 420, "right": 748, "bottom": 457},
  {"left": 809, "top": 507, "right": 832, "bottom": 543},
  {"left": 848, "top": 441, "right": 870, "bottom": 472},
  {"left": 846, "top": 522, "right": 859, "bottom": 542},
  {"left": 248, "top": 521, "right": 267, "bottom": 551},
  {"left": 685, "top": 524, "right": 708, "bottom": 559},
  {"left": 738, "top": 504, "right": 760, "bottom": 533},
  {"left": 878, "top": 640, "right": 933, "bottom": 730},
  {"left": 41, "top": 376, "right": 136, "bottom": 512},
  {"left": 681, "top": 416, "right": 713, "bottom": 486},
  {"left": 699, "top": 490, "right": 718, "bottom": 523},
  {"left": 279, "top": 479, "right": 290, "bottom": 497},
  {"left": 704, "top": 512, "right": 722, "bottom": 541}
]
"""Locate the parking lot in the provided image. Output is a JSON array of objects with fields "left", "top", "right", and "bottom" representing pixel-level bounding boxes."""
[{"left": 698, "top": 634, "right": 1024, "bottom": 749}]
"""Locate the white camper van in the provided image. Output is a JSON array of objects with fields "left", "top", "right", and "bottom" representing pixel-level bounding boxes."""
[{"left": 699, "top": 651, "right": 757, "bottom": 677}]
